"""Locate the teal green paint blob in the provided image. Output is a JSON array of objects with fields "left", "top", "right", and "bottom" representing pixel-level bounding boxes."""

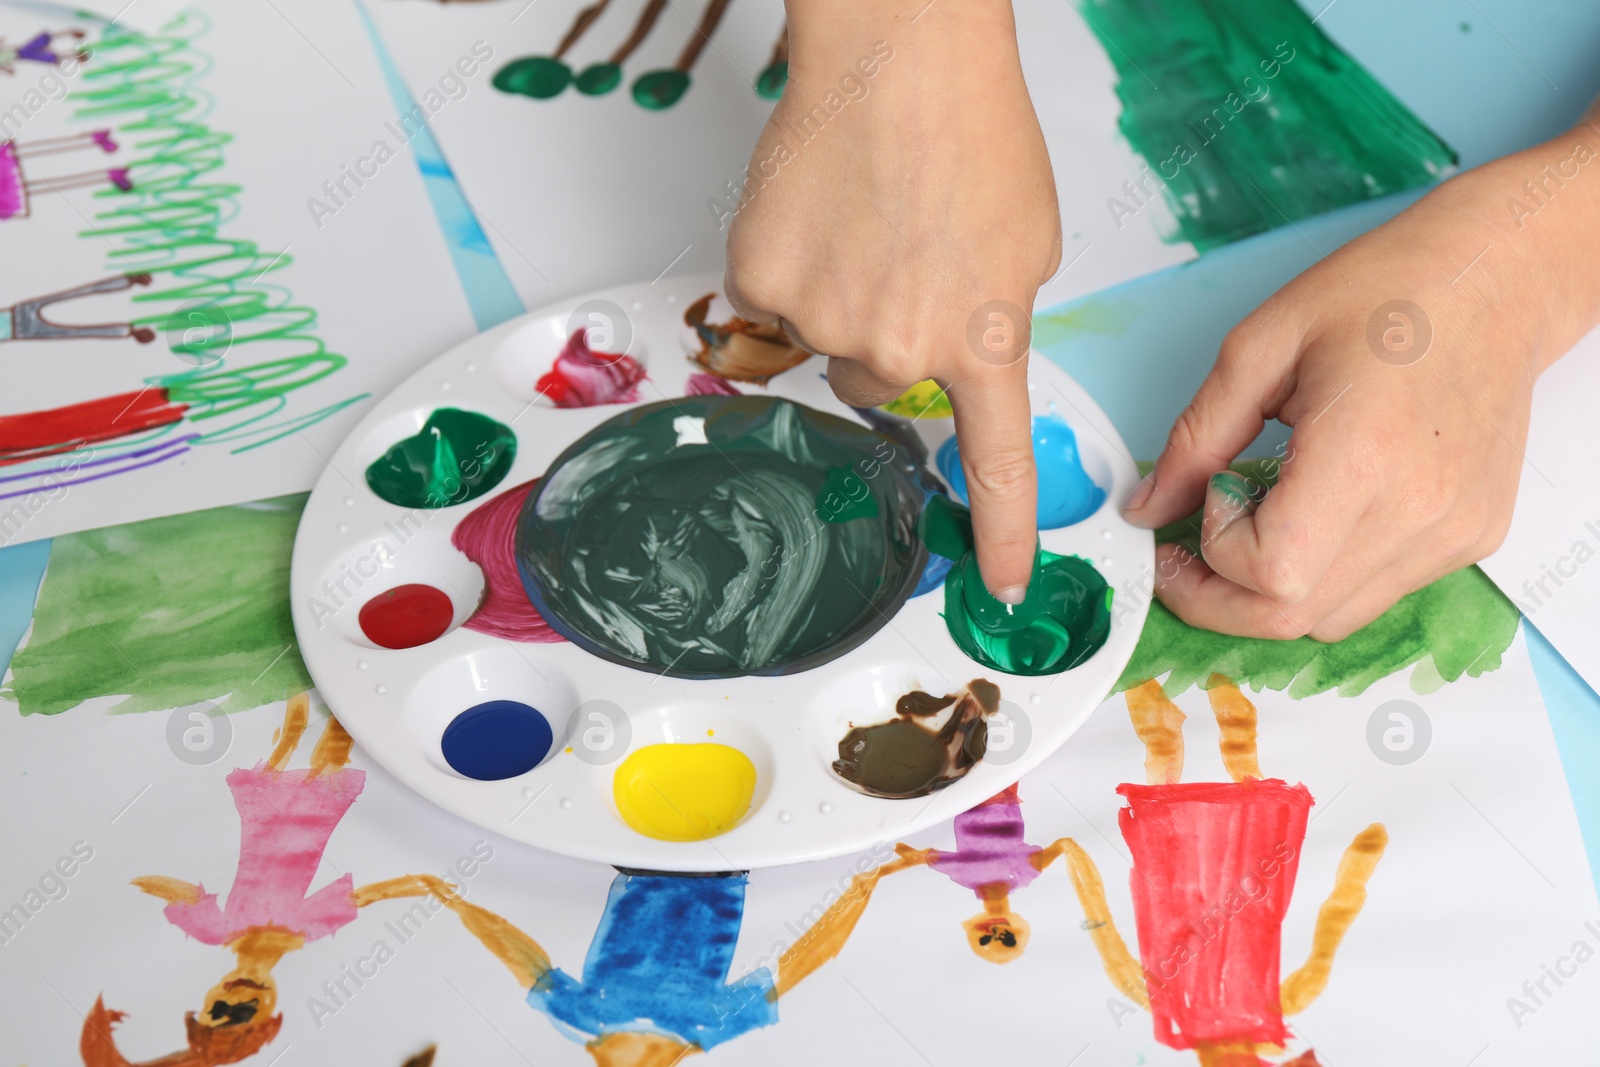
[
  {"left": 576, "top": 62, "right": 623, "bottom": 95},
  {"left": 818, "top": 466, "right": 878, "bottom": 524},
  {"left": 923, "top": 497, "right": 1112, "bottom": 675},
  {"left": 494, "top": 56, "right": 573, "bottom": 98},
  {"left": 633, "top": 69, "right": 690, "bottom": 109},
  {"left": 517, "top": 397, "right": 926, "bottom": 678},
  {"left": 365, "top": 408, "right": 517, "bottom": 509},
  {"left": 1073, "top": 0, "right": 1457, "bottom": 251},
  {"left": 755, "top": 60, "right": 788, "bottom": 99}
]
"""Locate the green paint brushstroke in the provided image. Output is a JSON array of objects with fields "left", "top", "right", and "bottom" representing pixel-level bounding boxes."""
[
  {"left": 1074, "top": 0, "right": 1457, "bottom": 251},
  {"left": 1114, "top": 459, "right": 1519, "bottom": 698},
  {"left": 3, "top": 496, "right": 312, "bottom": 717}
]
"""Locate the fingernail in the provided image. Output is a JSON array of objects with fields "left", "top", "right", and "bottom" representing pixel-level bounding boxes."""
[
  {"left": 994, "top": 584, "right": 1029, "bottom": 606},
  {"left": 1124, "top": 476, "right": 1155, "bottom": 514},
  {"left": 1206, "top": 471, "right": 1263, "bottom": 539}
]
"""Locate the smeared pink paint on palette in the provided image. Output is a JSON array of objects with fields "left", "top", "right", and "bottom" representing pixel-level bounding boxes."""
[{"left": 452, "top": 478, "right": 564, "bottom": 643}]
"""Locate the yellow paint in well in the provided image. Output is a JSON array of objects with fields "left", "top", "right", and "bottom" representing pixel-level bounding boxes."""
[{"left": 613, "top": 743, "right": 757, "bottom": 842}]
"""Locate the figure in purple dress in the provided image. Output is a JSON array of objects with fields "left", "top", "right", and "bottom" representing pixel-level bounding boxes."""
[
  {"left": 0, "top": 28, "right": 89, "bottom": 74},
  {"left": 895, "top": 782, "right": 1068, "bottom": 963},
  {"left": 1, "top": 129, "right": 130, "bottom": 222}
]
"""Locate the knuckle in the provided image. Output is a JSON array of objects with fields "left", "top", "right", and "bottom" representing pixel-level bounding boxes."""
[
  {"left": 1247, "top": 554, "right": 1313, "bottom": 604},
  {"left": 1259, "top": 607, "right": 1315, "bottom": 641},
  {"left": 967, "top": 446, "right": 1036, "bottom": 501},
  {"left": 1165, "top": 403, "right": 1211, "bottom": 459}
]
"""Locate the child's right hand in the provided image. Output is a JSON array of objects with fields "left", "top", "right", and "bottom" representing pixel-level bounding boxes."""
[{"left": 725, "top": 0, "right": 1061, "bottom": 604}]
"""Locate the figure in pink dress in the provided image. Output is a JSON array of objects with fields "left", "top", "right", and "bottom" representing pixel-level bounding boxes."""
[
  {"left": 81, "top": 696, "right": 440, "bottom": 1067},
  {"left": 1, "top": 129, "right": 130, "bottom": 222}
]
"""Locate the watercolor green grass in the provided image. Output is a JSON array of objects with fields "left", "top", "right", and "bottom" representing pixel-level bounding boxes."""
[{"left": 3, "top": 496, "right": 312, "bottom": 717}]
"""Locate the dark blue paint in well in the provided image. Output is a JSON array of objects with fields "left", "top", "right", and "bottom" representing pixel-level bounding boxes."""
[{"left": 442, "top": 699, "right": 553, "bottom": 780}]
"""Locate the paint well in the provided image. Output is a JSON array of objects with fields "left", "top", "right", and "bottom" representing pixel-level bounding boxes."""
[
  {"left": 938, "top": 413, "right": 1106, "bottom": 528},
  {"left": 612, "top": 743, "right": 757, "bottom": 841},
  {"left": 684, "top": 294, "right": 810, "bottom": 384},
  {"left": 358, "top": 583, "right": 455, "bottom": 649},
  {"left": 441, "top": 699, "right": 555, "bottom": 780},
  {"left": 365, "top": 408, "right": 516, "bottom": 509},
  {"left": 921, "top": 495, "right": 1112, "bottom": 676},
  {"left": 536, "top": 329, "right": 647, "bottom": 408},
  {"left": 833, "top": 680, "right": 1000, "bottom": 798}
]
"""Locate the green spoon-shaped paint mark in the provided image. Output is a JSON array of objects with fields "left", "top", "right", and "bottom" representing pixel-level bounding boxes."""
[
  {"left": 575, "top": 61, "right": 623, "bottom": 95},
  {"left": 365, "top": 409, "right": 517, "bottom": 510},
  {"left": 922, "top": 495, "right": 1112, "bottom": 675},
  {"left": 494, "top": 56, "right": 573, "bottom": 99},
  {"left": 633, "top": 69, "right": 690, "bottom": 109},
  {"left": 755, "top": 60, "right": 788, "bottom": 100}
]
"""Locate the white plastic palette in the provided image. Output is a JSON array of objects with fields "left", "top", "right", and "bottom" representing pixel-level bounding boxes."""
[{"left": 291, "top": 274, "right": 1153, "bottom": 870}]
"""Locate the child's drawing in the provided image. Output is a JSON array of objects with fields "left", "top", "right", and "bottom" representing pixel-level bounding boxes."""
[
  {"left": 81, "top": 696, "right": 437, "bottom": 1066},
  {"left": 493, "top": 0, "right": 777, "bottom": 108},
  {"left": 892, "top": 783, "right": 1052, "bottom": 963},
  {"left": 0, "top": 26, "right": 87, "bottom": 73},
  {"left": 0, "top": 9, "right": 370, "bottom": 510},
  {"left": 1, "top": 130, "right": 130, "bottom": 221},
  {"left": 1058, "top": 678, "right": 1387, "bottom": 1066},
  {"left": 377, "top": 851, "right": 918, "bottom": 1066},
  {"left": 1, "top": 272, "right": 154, "bottom": 345}
]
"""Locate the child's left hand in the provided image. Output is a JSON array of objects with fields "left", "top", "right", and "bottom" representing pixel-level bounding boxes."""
[{"left": 1124, "top": 123, "right": 1600, "bottom": 640}]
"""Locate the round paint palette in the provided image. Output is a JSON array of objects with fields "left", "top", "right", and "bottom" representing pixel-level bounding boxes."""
[{"left": 291, "top": 275, "right": 1153, "bottom": 870}]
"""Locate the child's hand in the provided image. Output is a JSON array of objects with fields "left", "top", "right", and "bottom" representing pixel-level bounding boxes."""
[
  {"left": 725, "top": 0, "right": 1061, "bottom": 603},
  {"left": 1126, "top": 127, "right": 1600, "bottom": 639}
]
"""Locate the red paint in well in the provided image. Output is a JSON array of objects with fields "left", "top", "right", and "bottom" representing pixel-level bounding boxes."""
[
  {"left": 0, "top": 388, "right": 188, "bottom": 466},
  {"left": 1117, "top": 778, "right": 1313, "bottom": 1052},
  {"left": 358, "top": 583, "right": 455, "bottom": 649},
  {"left": 534, "top": 330, "right": 647, "bottom": 407}
]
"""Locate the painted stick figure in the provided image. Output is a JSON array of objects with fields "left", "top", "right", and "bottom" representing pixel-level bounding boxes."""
[
  {"left": 1, "top": 273, "right": 156, "bottom": 345},
  {"left": 81, "top": 696, "right": 444, "bottom": 1067},
  {"left": 0, "top": 28, "right": 89, "bottom": 74},
  {"left": 375, "top": 850, "right": 921, "bottom": 1066},
  {"left": 493, "top": 0, "right": 771, "bottom": 107},
  {"left": 1048, "top": 676, "right": 1387, "bottom": 1067},
  {"left": 892, "top": 782, "right": 1054, "bottom": 964},
  {"left": 1, "top": 130, "right": 130, "bottom": 221}
]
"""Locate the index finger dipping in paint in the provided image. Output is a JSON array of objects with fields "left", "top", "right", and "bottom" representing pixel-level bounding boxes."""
[{"left": 948, "top": 362, "right": 1038, "bottom": 604}]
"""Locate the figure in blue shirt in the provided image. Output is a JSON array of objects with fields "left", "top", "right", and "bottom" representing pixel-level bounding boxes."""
[{"left": 384, "top": 857, "right": 914, "bottom": 1066}]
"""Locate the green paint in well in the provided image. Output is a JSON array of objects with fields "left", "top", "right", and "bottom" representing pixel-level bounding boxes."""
[
  {"left": 755, "top": 60, "right": 788, "bottom": 99},
  {"left": 922, "top": 496, "right": 1112, "bottom": 676},
  {"left": 1074, "top": 0, "right": 1457, "bottom": 251},
  {"left": 494, "top": 56, "right": 573, "bottom": 98},
  {"left": 518, "top": 397, "right": 926, "bottom": 678},
  {"left": 1115, "top": 458, "right": 1521, "bottom": 698},
  {"left": 575, "top": 62, "right": 623, "bottom": 95},
  {"left": 817, "top": 466, "right": 879, "bottom": 524},
  {"left": 365, "top": 408, "right": 516, "bottom": 510},
  {"left": 633, "top": 69, "right": 690, "bottom": 109},
  {"left": 3, "top": 496, "right": 312, "bottom": 717}
]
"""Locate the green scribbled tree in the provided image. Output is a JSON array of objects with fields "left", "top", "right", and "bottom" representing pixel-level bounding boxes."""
[
  {"left": 3, "top": 496, "right": 312, "bottom": 716},
  {"left": 1114, "top": 461, "right": 1520, "bottom": 699}
]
